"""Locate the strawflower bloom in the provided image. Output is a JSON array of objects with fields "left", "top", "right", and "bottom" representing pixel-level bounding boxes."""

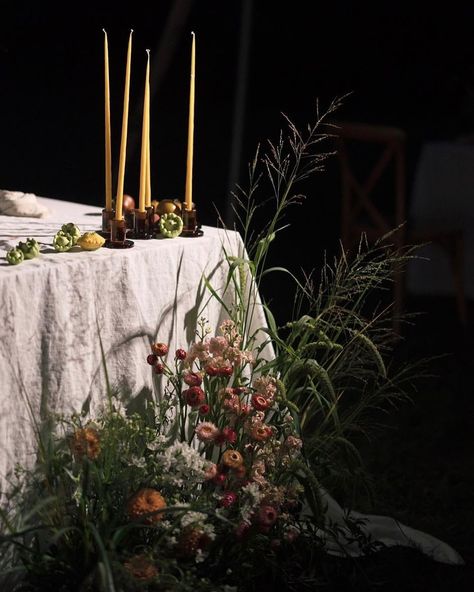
[
  {"left": 222, "top": 449, "right": 244, "bottom": 469},
  {"left": 184, "top": 386, "right": 206, "bottom": 407},
  {"left": 151, "top": 342, "right": 169, "bottom": 357},
  {"left": 250, "top": 423, "right": 273, "bottom": 442},
  {"left": 71, "top": 427, "right": 100, "bottom": 460},
  {"left": 215, "top": 426, "right": 237, "bottom": 445},
  {"left": 183, "top": 371, "right": 203, "bottom": 387},
  {"left": 123, "top": 555, "right": 159, "bottom": 582},
  {"left": 219, "top": 491, "right": 238, "bottom": 508},
  {"left": 251, "top": 393, "right": 270, "bottom": 411},
  {"left": 175, "top": 348, "right": 187, "bottom": 360},
  {"left": 258, "top": 505, "right": 279, "bottom": 527},
  {"left": 204, "top": 462, "right": 218, "bottom": 480},
  {"left": 195, "top": 422, "right": 220, "bottom": 443},
  {"left": 127, "top": 488, "right": 167, "bottom": 524},
  {"left": 199, "top": 404, "right": 210, "bottom": 415}
]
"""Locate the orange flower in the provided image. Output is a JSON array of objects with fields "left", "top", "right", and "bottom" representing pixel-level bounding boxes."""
[
  {"left": 127, "top": 488, "right": 166, "bottom": 524},
  {"left": 71, "top": 427, "right": 100, "bottom": 460},
  {"left": 177, "top": 526, "right": 210, "bottom": 557},
  {"left": 221, "top": 449, "right": 244, "bottom": 469},
  {"left": 123, "top": 554, "right": 158, "bottom": 581},
  {"left": 250, "top": 424, "right": 272, "bottom": 442}
]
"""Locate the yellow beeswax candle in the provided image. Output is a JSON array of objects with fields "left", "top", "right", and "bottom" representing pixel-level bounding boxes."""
[
  {"left": 103, "top": 29, "right": 112, "bottom": 212},
  {"left": 145, "top": 51, "right": 152, "bottom": 208},
  {"left": 184, "top": 32, "right": 195, "bottom": 211},
  {"left": 115, "top": 30, "right": 133, "bottom": 221},
  {"left": 138, "top": 51, "right": 150, "bottom": 213}
]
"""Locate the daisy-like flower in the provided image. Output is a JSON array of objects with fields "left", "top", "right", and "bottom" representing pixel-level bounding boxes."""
[
  {"left": 195, "top": 422, "right": 220, "bottom": 443},
  {"left": 71, "top": 427, "right": 100, "bottom": 461},
  {"left": 127, "top": 488, "right": 167, "bottom": 524},
  {"left": 123, "top": 555, "right": 159, "bottom": 582}
]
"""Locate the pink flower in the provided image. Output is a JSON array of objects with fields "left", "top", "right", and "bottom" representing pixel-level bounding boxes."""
[
  {"left": 146, "top": 354, "right": 158, "bottom": 366},
  {"left": 251, "top": 394, "right": 270, "bottom": 411},
  {"left": 209, "top": 336, "right": 228, "bottom": 355},
  {"left": 153, "top": 363, "right": 165, "bottom": 375},
  {"left": 285, "top": 435, "right": 303, "bottom": 450},
  {"left": 175, "top": 348, "right": 187, "bottom": 360},
  {"left": 253, "top": 376, "right": 278, "bottom": 401},
  {"left": 184, "top": 386, "right": 206, "bottom": 407},
  {"left": 199, "top": 404, "right": 210, "bottom": 415},
  {"left": 183, "top": 371, "right": 203, "bottom": 387},
  {"left": 203, "top": 462, "right": 218, "bottom": 480},
  {"left": 204, "top": 357, "right": 233, "bottom": 377},
  {"left": 195, "top": 422, "right": 219, "bottom": 443},
  {"left": 250, "top": 423, "right": 272, "bottom": 442},
  {"left": 219, "top": 491, "right": 237, "bottom": 508},
  {"left": 188, "top": 341, "right": 210, "bottom": 362},
  {"left": 235, "top": 521, "right": 250, "bottom": 539},
  {"left": 258, "top": 505, "right": 278, "bottom": 527}
]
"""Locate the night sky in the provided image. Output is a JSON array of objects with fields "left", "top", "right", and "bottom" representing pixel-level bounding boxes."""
[{"left": 2, "top": 1, "right": 474, "bottom": 288}]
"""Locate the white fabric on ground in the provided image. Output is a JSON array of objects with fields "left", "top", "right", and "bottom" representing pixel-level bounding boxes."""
[{"left": 0, "top": 190, "right": 50, "bottom": 218}]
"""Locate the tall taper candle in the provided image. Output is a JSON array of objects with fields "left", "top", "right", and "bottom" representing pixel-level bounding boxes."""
[
  {"left": 103, "top": 29, "right": 112, "bottom": 212},
  {"left": 145, "top": 51, "right": 152, "bottom": 207},
  {"left": 115, "top": 30, "right": 133, "bottom": 221},
  {"left": 138, "top": 50, "right": 150, "bottom": 213},
  {"left": 184, "top": 32, "right": 195, "bottom": 211}
]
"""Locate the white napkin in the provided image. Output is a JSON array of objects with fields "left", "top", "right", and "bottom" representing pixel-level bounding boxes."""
[{"left": 0, "top": 189, "right": 50, "bottom": 218}]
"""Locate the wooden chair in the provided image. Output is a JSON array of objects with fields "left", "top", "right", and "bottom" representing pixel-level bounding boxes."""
[{"left": 334, "top": 121, "right": 467, "bottom": 333}]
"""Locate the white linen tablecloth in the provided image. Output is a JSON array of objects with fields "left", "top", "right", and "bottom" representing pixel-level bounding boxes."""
[{"left": 0, "top": 196, "right": 269, "bottom": 492}]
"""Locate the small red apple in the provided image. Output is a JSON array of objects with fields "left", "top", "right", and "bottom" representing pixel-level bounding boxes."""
[{"left": 123, "top": 194, "right": 136, "bottom": 211}]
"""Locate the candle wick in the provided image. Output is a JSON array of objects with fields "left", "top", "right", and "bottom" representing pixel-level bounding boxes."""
[
  {"left": 102, "top": 28, "right": 107, "bottom": 34},
  {"left": 191, "top": 31, "right": 195, "bottom": 36},
  {"left": 130, "top": 29, "right": 134, "bottom": 34},
  {"left": 146, "top": 49, "right": 150, "bottom": 56}
]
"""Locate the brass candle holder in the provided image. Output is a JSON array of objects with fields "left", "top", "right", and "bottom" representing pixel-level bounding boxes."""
[
  {"left": 105, "top": 218, "right": 134, "bottom": 248},
  {"left": 181, "top": 203, "right": 203, "bottom": 237}
]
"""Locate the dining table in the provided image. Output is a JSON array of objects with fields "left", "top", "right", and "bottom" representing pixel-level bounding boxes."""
[{"left": 0, "top": 195, "right": 270, "bottom": 493}]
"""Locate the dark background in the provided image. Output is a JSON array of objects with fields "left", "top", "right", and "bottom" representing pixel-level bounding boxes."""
[{"left": 3, "top": 2, "right": 474, "bottom": 252}]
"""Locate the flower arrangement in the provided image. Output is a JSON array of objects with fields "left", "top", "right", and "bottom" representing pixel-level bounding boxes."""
[{"left": 0, "top": 100, "right": 422, "bottom": 591}]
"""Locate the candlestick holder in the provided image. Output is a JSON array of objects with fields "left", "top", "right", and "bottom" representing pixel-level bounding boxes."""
[
  {"left": 124, "top": 208, "right": 135, "bottom": 232},
  {"left": 181, "top": 204, "right": 204, "bottom": 237},
  {"left": 146, "top": 205, "right": 156, "bottom": 236},
  {"left": 105, "top": 218, "right": 134, "bottom": 249},
  {"left": 131, "top": 209, "right": 153, "bottom": 239},
  {"left": 100, "top": 208, "right": 115, "bottom": 238}
]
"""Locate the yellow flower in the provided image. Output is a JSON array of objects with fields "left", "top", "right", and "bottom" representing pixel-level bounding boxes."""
[
  {"left": 71, "top": 427, "right": 100, "bottom": 460},
  {"left": 127, "top": 488, "right": 167, "bottom": 524}
]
